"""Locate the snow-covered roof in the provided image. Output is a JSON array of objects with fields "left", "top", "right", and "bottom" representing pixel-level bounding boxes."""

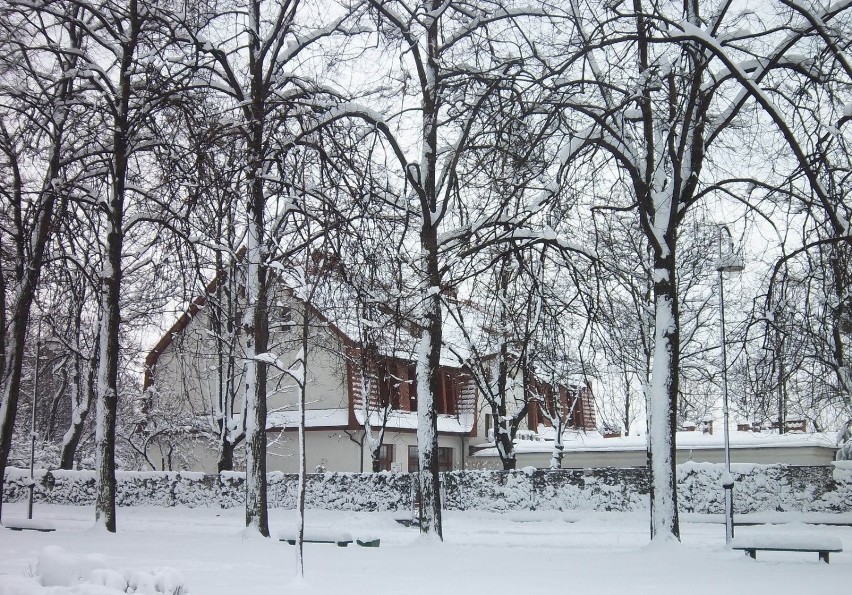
[
  {"left": 355, "top": 409, "right": 474, "bottom": 434},
  {"left": 266, "top": 408, "right": 350, "bottom": 429},
  {"left": 472, "top": 429, "right": 839, "bottom": 458},
  {"left": 276, "top": 269, "right": 483, "bottom": 368},
  {"left": 264, "top": 407, "right": 475, "bottom": 434}
]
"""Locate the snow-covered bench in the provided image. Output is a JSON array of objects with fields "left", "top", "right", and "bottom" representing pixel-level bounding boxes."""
[
  {"left": 731, "top": 534, "right": 843, "bottom": 563},
  {"left": 278, "top": 529, "right": 380, "bottom": 548},
  {"left": 3, "top": 518, "right": 56, "bottom": 532}
]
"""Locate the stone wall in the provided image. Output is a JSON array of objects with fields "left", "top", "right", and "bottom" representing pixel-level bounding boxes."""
[{"left": 4, "top": 462, "right": 851, "bottom": 514}]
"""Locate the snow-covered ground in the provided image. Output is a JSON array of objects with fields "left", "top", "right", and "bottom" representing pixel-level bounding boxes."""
[{"left": 1, "top": 502, "right": 850, "bottom": 594}]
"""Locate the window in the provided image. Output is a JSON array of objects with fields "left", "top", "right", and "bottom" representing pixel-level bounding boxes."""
[
  {"left": 408, "top": 446, "right": 418, "bottom": 473},
  {"left": 277, "top": 305, "right": 293, "bottom": 335},
  {"left": 484, "top": 413, "right": 498, "bottom": 441},
  {"left": 378, "top": 361, "right": 402, "bottom": 410},
  {"left": 408, "top": 364, "right": 417, "bottom": 411},
  {"left": 377, "top": 444, "right": 394, "bottom": 472},
  {"left": 437, "top": 447, "right": 453, "bottom": 472},
  {"left": 435, "top": 371, "right": 456, "bottom": 415},
  {"left": 408, "top": 446, "right": 453, "bottom": 472}
]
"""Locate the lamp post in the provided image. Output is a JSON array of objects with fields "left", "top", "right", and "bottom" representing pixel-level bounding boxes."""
[
  {"left": 717, "top": 225, "right": 744, "bottom": 545},
  {"left": 28, "top": 338, "right": 41, "bottom": 520}
]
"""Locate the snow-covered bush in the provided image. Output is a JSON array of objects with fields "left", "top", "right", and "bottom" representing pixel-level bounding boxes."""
[{"left": 34, "top": 545, "right": 186, "bottom": 594}]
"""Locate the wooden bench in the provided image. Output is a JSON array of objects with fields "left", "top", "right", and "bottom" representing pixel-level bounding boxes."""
[{"left": 731, "top": 534, "right": 843, "bottom": 563}]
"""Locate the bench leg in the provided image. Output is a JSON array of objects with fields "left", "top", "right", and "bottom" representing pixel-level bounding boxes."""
[
  {"left": 745, "top": 549, "right": 756, "bottom": 560},
  {"left": 819, "top": 552, "right": 829, "bottom": 564}
]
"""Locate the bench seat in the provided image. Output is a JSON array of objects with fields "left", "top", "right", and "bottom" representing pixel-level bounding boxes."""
[
  {"left": 278, "top": 529, "right": 380, "bottom": 548},
  {"left": 731, "top": 534, "right": 843, "bottom": 563},
  {"left": 278, "top": 529, "right": 353, "bottom": 547},
  {"left": 3, "top": 519, "right": 56, "bottom": 532}
]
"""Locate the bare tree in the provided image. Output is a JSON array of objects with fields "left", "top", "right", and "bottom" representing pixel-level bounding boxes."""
[
  {"left": 317, "top": 0, "right": 592, "bottom": 538},
  {"left": 547, "top": 0, "right": 852, "bottom": 540},
  {"left": 175, "top": 0, "right": 365, "bottom": 537},
  {"left": 0, "top": 0, "right": 86, "bottom": 521}
]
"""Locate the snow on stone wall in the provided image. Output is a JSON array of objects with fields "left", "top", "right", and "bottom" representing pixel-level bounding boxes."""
[
  {"left": 4, "top": 464, "right": 850, "bottom": 513},
  {"left": 3, "top": 468, "right": 411, "bottom": 512},
  {"left": 442, "top": 467, "right": 650, "bottom": 512},
  {"left": 442, "top": 467, "right": 537, "bottom": 511},
  {"left": 670, "top": 462, "right": 852, "bottom": 514}
]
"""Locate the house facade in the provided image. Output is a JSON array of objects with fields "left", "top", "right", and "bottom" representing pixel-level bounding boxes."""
[
  {"left": 143, "top": 261, "right": 600, "bottom": 474},
  {"left": 143, "top": 284, "right": 481, "bottom": 473}
]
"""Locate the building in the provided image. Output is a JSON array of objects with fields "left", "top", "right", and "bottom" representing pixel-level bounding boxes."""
[
  {"left": 143, "top": 278, "right": 481, "bottom": 473},
  {"left": 470, "top": 426, "right": 839, "bottom": 469},
  {"left": 143, "top": 249, "right": 601, "bottom": 474}
]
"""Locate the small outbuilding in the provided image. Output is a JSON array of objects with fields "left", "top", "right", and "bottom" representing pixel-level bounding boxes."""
[{"left": 470, "top": 428, "right": 839, "bottom": 469}]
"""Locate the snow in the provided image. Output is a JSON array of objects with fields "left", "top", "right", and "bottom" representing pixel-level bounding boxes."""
[
  {"left": 15, "top": 543, "right": 187, "bottom": 594},
  {"left": 1, "top": 502, "right": 850, "bottom": 594}
]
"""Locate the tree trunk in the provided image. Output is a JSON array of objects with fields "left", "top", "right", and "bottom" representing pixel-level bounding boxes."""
[
  {"left": 217, "top": 439, "right": 236, "bottom": 473},
  {"left": 95, "top": 198, "right": 123, "bottom": 533},
  {"left": 0, "top": 314, "right": 37, "bottom": 522},
  {"left": 94, "top": 0, "right": 140, "bottom": 533},
  {"left": 416, "top": 227, "right": 443, "bottom": 539},
  {"left": 498, "top": 434, "right": 517, "bottom": 470},
  {"left": 243, "top": 209, "right": 270, "bottom": 536},
  {"left": 646, "top": 246, "right": 680, "bottom": 541},
  {"left": 243, "top": 38, "right": 270, "bottom": 533},
  {"left": 496, "top": 261, "right": 516, "bottom": 472},
  {"left": 296, "top": 303, "right": 310, "bottom": 577},
  {"left": 59, "top": 349, "right": 96, "bottom": 470},
  {"left": 413, "top": 0, "right": 444, "bottom": 540},
  {"left": 497, "top": 403, "right": 517, "bottom": 470}
]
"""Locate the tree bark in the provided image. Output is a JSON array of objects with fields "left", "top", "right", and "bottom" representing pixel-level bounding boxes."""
[{"left": 217, "top": 440, "right": 236, "bottom": 473}]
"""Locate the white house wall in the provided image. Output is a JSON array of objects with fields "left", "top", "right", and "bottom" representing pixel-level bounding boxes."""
[
  {"left": 180, "top": 429, "right": 470, "bottom": 474},
  {"left": 150, "top": 296, "right": 352, "bottom": 452},
  {"left": 265, "top": 430, "right": 469, "bottom": 474}
]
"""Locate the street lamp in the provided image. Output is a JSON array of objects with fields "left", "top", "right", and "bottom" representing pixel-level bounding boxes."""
[
  {"left": 28, "top": 338, "right": 42, "bottom": 521},
  {"left": 717, "top": 225, "right": 744, "bottom": 545}
]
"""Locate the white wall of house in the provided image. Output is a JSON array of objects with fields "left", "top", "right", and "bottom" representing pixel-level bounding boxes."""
[
  {"left": 152, "top": 295, "right": 351, "bottom": 412},
  {"left": 263, "top": 429, "right": 470, "bottom": 474},
  {"left": 178, "top": 428, "right": 470, "bottom": 474}
]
